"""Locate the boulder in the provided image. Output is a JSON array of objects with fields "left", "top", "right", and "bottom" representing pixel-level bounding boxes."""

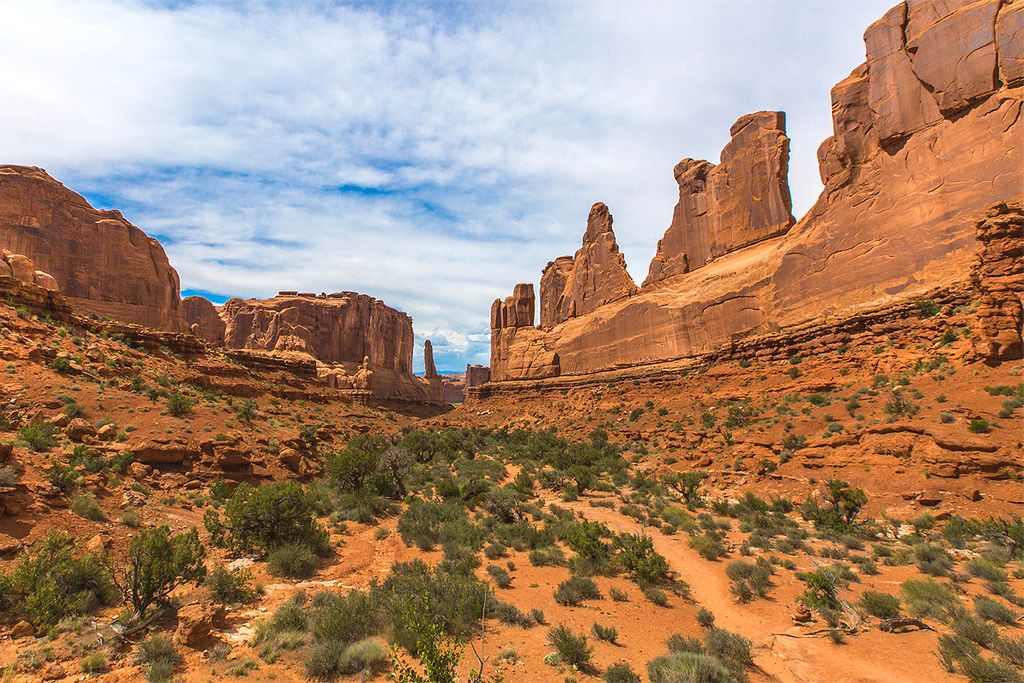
[
  {"left": 65, "top": 418, "right": 96, "bottom": 441},
  {"left": 5, "top": 253, "right": 35, "bottom": 283},
  {"left": 32, "top": 270, "right": 59, "bottom": 292},
  {"left": 174, "top": 601, "right": 225, "bottom": 647},
  {"left": 96, "top": 423, "right": 118, "bottom": 440},
  {"left": 9, "top": 620, "right": 33, "bottom": 638}
]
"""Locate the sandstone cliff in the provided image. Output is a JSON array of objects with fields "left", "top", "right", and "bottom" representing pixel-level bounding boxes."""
[
  {"left": 0, "top": 166, "right": 187, "bottom": 331},
  {"left": 489, "top": 0, "right": 1023, "bottom": 384},
  {"left": 539, "top": 203, "right": 637, "bottom": 328},
  {"left": 182, "top": 296, "right": 226, "bottom": 344},
  {"left": 644, "top": 112, "right": 794, "bottom": 285}
]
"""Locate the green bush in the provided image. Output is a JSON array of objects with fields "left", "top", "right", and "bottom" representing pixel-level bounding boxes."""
[
  {"left": 648, "top": 652, "right": 733, "bottom": 683},
  {"left": 901, "top": 578, "right": 958, "bottom": 619},
  {"left": 704, "top": 627, "right": 752, "bottom": 678},
  {"left": 223, "top": 481, "right": 329, "bottom": 556},
  {"left": 967, "top": 419, "right": 991, "bottom": 434},
  {"left": 859, "top": 590, "right": 901, "bottom": 620},
  {"left": 914, "top": 543, "right": 953, "bottom": 576},
  {"left": 974, "top": 595, "right": 1018, "bottom": 625},
  {"left": 592, "top": 622, "right": 618, "bottom": 644},
  {"left": 644, "top": 587, "right": 669, "bottom": 607},
  {"left": 697, "top": 608, "right": 716, "bottom": 628},
  {"left": 47, "top": 460, "right": 80, "bottom": 492},
  {"left": 71, "top": 493, "right": 106, "bottom": 521},
  {"left": 486, "top": 564, "right": 512, "bottom": 589},
  {"left": 306, "top": 637, "right": 388, "bottom": 680},
  {"left": 115, "top": 526, "right": 206, "bottom": 618},
  {"left": 604, "top": 661, "right": 641, "bottom": 683},
  {"left": 799, "top": 480, "right": 867, "bottom": 532},
  {"left": 548, "top": 624, "right": 593, "bottom": 671},
  {"left": 528, "top": 545, "right": 565, "bottom": 567},
  {"left": 0, "top": 531, "right": 116, "bottom": 630},
  {"left": 965, "top": 558, "right": 1008, "bottom": 582},
  {"left": 725, "top": 558, "right": 773, "bottom": 602},
  {"left": 397, "top": 499, "right": 473, "bottom": 551},
  {"left": 993, "top": 636, "right": 1024, "bottom": 667},
  {"left": 937, "top": 633, "right": 981, "bottom": 672},
  {"left": 616, "top": 533, "right": 670, "bottom": 586},
  {"left": 18, "top": 422, "right": 57, "bottom": 452},
  {"left": 958, "top": 655, "right": 1022, "bottom": 683},
  {"left": 554, "top": 575, "right": 601, "bottom": 606},
  {"left": 952, "top": 613, "right": 998, "bottom": 648},
  {"left": 81, "top": 651, "right": 109, "bottom": 673},
  {"left": 166, "top": 392, "right": 193, "bottom": 417},
  {"left": 205, "top": 566, "right": 256, "bottom": 604},
  {"left": 689, "top": 534, "right": 726, "bottom": 560},
  {"left": 137, "top": 634, "right": 181, "bottom": 683},
  {"left": 268, "top": 543, "right": 318, "bottom": 579}
]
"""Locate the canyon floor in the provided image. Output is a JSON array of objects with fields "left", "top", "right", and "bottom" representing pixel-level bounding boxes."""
[{"left": 0, "top": 294, "right": 1021, "bottom": 683}]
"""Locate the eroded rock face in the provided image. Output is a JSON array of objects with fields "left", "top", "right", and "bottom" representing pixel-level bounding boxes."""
[
  {"left": 541, "top": 203, "right": 636, "bottom": 327},
  {"left": 182, "top": 296, "right": 225, "bottom": 344},
  {"left": 970, "top": 203, "right": 1024, "bottom": 363},
  {"left": 424, "top": 339, "right": 439, "bottom": 379},
  {"left": 465, "top": 364, "right": 491, "bottom": 387},
  {"left": 0, "top": 166, "right": 187, "bottom": 331},
  {"left": 489, "top": 0, "right": 1023, "bottom": 383},
  {"left": 644, "top": 112, "right": 794, "bottom": 285}
]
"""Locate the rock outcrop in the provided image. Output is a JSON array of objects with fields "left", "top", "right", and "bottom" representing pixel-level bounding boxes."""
[
  {"left": 539, "top": 203, "right": 636, "bottom": 328},
  {"left": 970, "top": 203, "right": 1024, "bottom": 363},
  {"left": 221, "top": 291, "right": 443, "bottom": 403},
  {"left": 488, "top": 0, "right": 1023, "bottom": 384},
  {"left": 182, "top": 296, "right": 225, "bottom": 344},
  {"left": 424, "top": 339, "right": 439, "bottom": 379},
  {"left": 0, "top": 166, "right": 187, "bottom": 331},
  {"left": 465, "top": 364, "right": 491, "bottom": 388},
  {"left": 0, "top": 249, "right": 71, "bottom": 316},
  {"left": 644, "top": 112, "right": 794, "bottom": 285}
]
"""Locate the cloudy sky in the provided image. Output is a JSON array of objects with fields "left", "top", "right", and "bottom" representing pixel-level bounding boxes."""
[{"left": 0, "top": 0, "right": 893, "bottom": 372}]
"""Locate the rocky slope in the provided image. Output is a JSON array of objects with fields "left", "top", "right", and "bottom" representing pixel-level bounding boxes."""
[
  {"left": 486, "top": 0, "right": 1023, "bottom": 386},
  {"left": 0, "top": 166, "right": 188, "bottom": 332}
]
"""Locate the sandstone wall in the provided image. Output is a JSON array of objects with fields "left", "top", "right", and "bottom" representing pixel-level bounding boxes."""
[
  {"left": 0, "top": 166, "right": 187, "bottom": 331},
  {"left": 490, "top": 0, "right": 1023, "bottom": 383},
  {"left": 182, "top": 296, "right": 226, "bottom": 344}
]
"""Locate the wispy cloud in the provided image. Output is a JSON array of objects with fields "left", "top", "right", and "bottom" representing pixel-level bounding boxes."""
[{"left": 0, "top": 0, "right": 893, "bottom": 371}]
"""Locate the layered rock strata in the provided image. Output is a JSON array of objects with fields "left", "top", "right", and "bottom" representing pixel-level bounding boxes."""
[
  {"left": 489, "top": 0, "right": 1023, "bottom": 384},
  {"left": 0, "top": 166, "right": 187, "bottom": 331}
]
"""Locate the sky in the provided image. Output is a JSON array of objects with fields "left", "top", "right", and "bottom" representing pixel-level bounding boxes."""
[{"left": 0, "top": 0, "right": 894, "bottom": 373}]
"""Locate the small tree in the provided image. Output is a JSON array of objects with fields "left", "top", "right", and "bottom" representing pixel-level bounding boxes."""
[
  {"left": 115, "top": 526, "right": 206, "bottom": 618},
  {"left": 664, "top": 471, "right": 707, "bottom": 504}
]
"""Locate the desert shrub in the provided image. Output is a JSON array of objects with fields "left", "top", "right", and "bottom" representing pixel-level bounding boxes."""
[
  {"left": 992, "top": 636, "right": 1024, "bottom": 667},
  {"left": 71, "top": 493, "right": 106, "bottom": 521},
  {"left": 616, "top": 533, "right": 670, "bottom": 586},
  {"left": 859, "top": 590, "right": 901, "bottom": 620},
  {"left": 663, "top": 471, "right": 707, "bottom": 504},
  {"left": 81, "top": 651, "right": 109, "bottom": 673},
  {"left": 548, "top": 624, "right": 593, "bottom": 671},
  {"left": 915, "top": 543, "right": 954, "bottom": 576},
  {"left": 968, "top": 419, "right": 991, "bottom": 434},
  {"left": 666, "top": 634, "right": 704, "bottom": 653},
  {"left": 644, "top": 587, "right": 669, "bottom": 607},
  {"left": 958, "top": 655, "right": 1021, "bottom": 683},
  {"left": 306, "top": 637, "right": 388, "bottom": 680},
  {"left": 800, "top": 480, "right": 867, "bottom": 532},
  {"left": 726, "top": 558, "right": 773, "bottom": 602},
  {"left": 223, "top": 481, "right": 328, "bottom": 556},
  {"left": 592, "top": 622, "right": 618, "bottom": 644},
  {"left": 312, "top": 589, "right": 381, "bottom": 645},
  {"left": 697, "top": 608, "right": 716, "bottom": 628},
  {"left": 166, "top": 392, "right": 193, "bottom": 417},
  {"left": 529, "top": 545, "right": 565, "bottom": 567},
  {"left": 647, "top": 652, "right": 733, "bottom": 683},
  {"left": 268, "top": 543, "right": 318, "bottom": 579},
  {"left": 974, "top": 595, "right": 1018, "bottom": 625},
  {"left": 46, "top": 460, "right": 79, "bottom": 492},
  {"left": 205, "top": 566, "right": 256, "bottom": 604},
  {"left": 0, "top": 531, "right": 116, "bottom": 630},
  {"left": 799, "top": 565, "right": 851, "bottom": 625},
  {"left": 18, "top": 422, "right": 56, "bottom": 452},
  {"left": 704, "top": 627, "right": 752, "bottom": 678},
  {"left": 486, "top": 564, "right": 512, "bottom": 589},
  {"left": 901, "top": 578, "right": 958, "bottom": 619},
  {"left": 115, "top": 526, "right": 206, "bottom": 618},
  {"left": 966, "top": 558, "right": 1008, "bottom": 583},
  {"left": 555, "top": 575, "right": 601, "bottom": 606},
  {"left": 137, "top": 634, "right": 181, "bottom": 683},
  {"left": 952, "top": 613, "right": 999, "bottom": 648},
  {"left": 689, "top": 534, "right": 726, "bottom": 560},
  {"left": 938, "top": 633, "right": 981, "bottom": 672},
  {"left": 604, "top": 661, "right": 641, "bottom": 683},
  {"left": 397, "top": 499, "right": 474, "bottom": 551}
]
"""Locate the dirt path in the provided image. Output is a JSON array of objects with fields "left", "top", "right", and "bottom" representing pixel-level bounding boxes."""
[{"left": 561, "top": 497, "right": 953, "bottom": 683}]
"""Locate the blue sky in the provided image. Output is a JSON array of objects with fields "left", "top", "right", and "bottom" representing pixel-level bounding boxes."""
[{"left": 0, "top": 0, "right": 893, "bottom": 372}]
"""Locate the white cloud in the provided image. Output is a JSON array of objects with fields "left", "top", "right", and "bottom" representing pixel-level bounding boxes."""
[{"left": 0, "top": 0, "right": 894, "bottom": 371}]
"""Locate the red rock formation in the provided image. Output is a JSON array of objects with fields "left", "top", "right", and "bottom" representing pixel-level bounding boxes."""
[
  {"left": 488, "top": 0, "right": 1023, "bottom": 384},
  {"left": 182, "top": 296, "right": 226, "bottom": 344},
  {"left": 540, "top": 203, "right": 636, "bottom": 327},
  {"left": 424, "top": 339, "right": 439, "bottom": 379},
  {"left": 465, "top": 364, "right": 491, "bottom": 388},
  {"left": 644, "top": 112, "right": 794, "bottom": 285},
  {"left": 0, "top": 166, "right": 187, "bottom": 331},
  {"left": 221, "top": 291, "right": 443, "bottom": 403},
  {"left": 0, "top": 249, "right": 71, "bottom": 316},
  {"left": 970, "top": 203, "right": 1024, "bottom": 363}
]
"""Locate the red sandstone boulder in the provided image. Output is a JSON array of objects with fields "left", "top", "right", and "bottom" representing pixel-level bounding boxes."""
[{"left": 182, "top": 295, "right": 226, "bottom": 344}]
